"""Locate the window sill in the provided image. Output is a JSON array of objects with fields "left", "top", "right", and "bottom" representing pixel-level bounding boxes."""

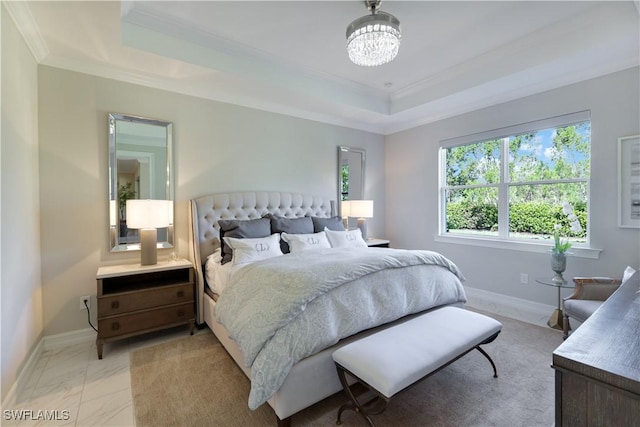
[{"left": 433, "top": 234, "right": 602, "bottom": 259}]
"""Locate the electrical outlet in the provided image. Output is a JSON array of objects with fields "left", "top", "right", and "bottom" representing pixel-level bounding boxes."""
[
  {"left": 520, "top": 273, "right": 529, "bottom": 284},
  {"left": 80, "top": 296, "right": 90, "bottom": 310}
]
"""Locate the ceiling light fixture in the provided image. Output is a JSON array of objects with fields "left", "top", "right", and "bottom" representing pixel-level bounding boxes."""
[{"left": 346, "top": 0, "right": 401, "bottom": 67}]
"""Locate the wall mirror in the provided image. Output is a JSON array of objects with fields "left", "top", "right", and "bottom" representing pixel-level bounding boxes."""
[
  {"left": 109, "top": 113, "right": 174, "bottom": 252},
  {"left": 338, "top": 146, "right": 365, "bottom": 214}
]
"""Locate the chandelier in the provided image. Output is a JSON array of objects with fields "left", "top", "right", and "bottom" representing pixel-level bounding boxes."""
[{"left": 346, "top": 0, "right": 401, "bottom": 67}]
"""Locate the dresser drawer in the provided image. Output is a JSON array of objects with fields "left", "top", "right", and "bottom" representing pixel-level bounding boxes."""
[
  {"left": 98, "top": 302, "right": 194, "bottom": 339},
  {"left": 98, "top": 283, "right": 194, "bottom": 316}
]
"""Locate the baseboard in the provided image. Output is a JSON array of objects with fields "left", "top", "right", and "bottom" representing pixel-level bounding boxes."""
[
  {"left": 42, "top": 327, "right": 96, "bottom": 350},
  {"left": 1, "top": 338, "right": 43, "bottom": 412},
  {"left": 464, "top": 286, "right": 557, "bottom": 330}
]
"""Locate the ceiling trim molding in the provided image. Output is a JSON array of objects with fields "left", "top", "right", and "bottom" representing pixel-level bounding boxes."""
[
  {"left": 4, "top": 0, "right": 49, "bottom": 62},
  {"left": 12, "top": 1, "right": 639, "bottom": 138},
  {"left": 40, "top": 55, "right": 387, "bottom": 135},
  {"left": 40, "top": 48, "right": 639, "bottom": 138},
  {"left": 382, "top": 61, "right": 640, "bottom": 135}
]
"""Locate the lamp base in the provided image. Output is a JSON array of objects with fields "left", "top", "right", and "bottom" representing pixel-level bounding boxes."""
[
  {"left": 139, "top": 228, "right": 158, "bottom": 266},
  {"left": 357, "top": 218, "right": 367, "bottom": 241}
]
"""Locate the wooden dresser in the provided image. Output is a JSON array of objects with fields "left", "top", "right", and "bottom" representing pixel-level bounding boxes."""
[
  {"left": 551, "top": 271, "right": 640, "bottom": 425},
  {"left": 96, "top": 259, "right": 195, "bottom": 359}
]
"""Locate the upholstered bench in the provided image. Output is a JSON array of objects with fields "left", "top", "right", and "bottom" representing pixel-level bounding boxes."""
[{"left": 332, "top": 306, "right": 502, "bottom": 426}]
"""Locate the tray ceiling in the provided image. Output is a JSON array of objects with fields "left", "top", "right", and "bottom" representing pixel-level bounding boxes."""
[{"left": 8, "top": 1, "right": 640, "bottom": 134}]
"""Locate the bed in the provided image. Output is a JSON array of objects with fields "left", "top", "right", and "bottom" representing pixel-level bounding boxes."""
[{"left": 188, "top": 191, "right": 467, "bottom": 426}]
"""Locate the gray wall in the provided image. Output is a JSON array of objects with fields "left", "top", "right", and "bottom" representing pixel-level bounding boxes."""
[
  {"left": 1, "top": 5, "right": 43, "bottom": 401},
  {"left": 37, "top": 66, "right": 385, "bottom": 336},
  {"left": 385, "top": 67, "right": 640, "bottom": 308}
]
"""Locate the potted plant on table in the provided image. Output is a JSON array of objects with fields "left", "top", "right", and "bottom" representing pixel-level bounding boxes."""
[{"left": 550, "top": 203, "right": 583, "bottom": 283}]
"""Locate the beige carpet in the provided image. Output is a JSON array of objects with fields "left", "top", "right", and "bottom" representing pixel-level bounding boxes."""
[{"left": 130, "top": 310, "right": 563, "bottom": 427}]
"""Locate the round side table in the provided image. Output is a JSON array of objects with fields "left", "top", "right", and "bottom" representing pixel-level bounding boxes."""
[{"left": 536, "top": 278, "right": 575, "bottom": 330}]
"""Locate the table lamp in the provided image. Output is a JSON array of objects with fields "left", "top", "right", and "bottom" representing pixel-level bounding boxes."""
[
  {"left": 341, "top": 200, "right": 352, "bottom": 229},
  {"left": 126, "top": 199, "right": 173, "bottom": 265},
  {"left": 349, "top": 200, "right": 373, "bottom": 240}
]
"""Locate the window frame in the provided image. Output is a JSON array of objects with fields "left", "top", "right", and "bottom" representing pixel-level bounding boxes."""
[{"left": 437, "top": 111, "right": 600, "bottom": 259}]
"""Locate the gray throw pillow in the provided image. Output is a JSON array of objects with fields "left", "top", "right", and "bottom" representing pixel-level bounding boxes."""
[
  {"left": 269, "top": 215, "right": 314, "bottom": 253},
  {"left": 218, "top": 217, "right": 271, "bottom": 264},
  {"left": 311, "top": 216, "right": 345, "bottom": 233}
]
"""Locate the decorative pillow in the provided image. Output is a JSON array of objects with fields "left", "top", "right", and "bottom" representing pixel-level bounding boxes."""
[
  {"left": 268, "top": 215, "right": 314, "bottom": 253},
  {"left": 311, "top": 216, "right": 345, "bottom": 233},
  {"left": 281, "top": 231, "right": 331, "bottom": 253},
  {"left": 218, "top": 217, "right": 271, "bottom": 264},
  {"left": 223, "top": 234, "right": 283, "bottom": 265},
  {"left": 324, "top": 227, "right": 368, "bottom": 248}
]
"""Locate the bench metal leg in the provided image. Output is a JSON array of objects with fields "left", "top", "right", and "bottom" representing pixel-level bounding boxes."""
[
  {"left": 335, "top": 364, "right": 388, "bottom": 427},
  {"left": 475, "top": 345, "right": 498, "bottom": 378},
  {"left": 476, "top": 331, "right": 500, "bottom": 378}
]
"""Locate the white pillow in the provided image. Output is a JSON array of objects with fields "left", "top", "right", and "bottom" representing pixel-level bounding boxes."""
[
  {"left": 281, "top": 231, "right": 331, "bottom": 253},
  {"left": 324, "top": 227, "right": 368, "bottom": 248},
  {"left": 223, "top": 233, "right": 283, "bottom": 265}
]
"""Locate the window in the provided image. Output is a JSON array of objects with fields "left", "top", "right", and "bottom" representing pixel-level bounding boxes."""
[{"left": 439, "top": 111, "right": 590, "bottom": 248}]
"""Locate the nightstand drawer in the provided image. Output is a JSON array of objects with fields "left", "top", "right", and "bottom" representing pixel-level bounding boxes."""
[
  {"left": 98, "top": 302, "right": 194, "bottom": 339},
  {"left": 98, "top": 283, "right": 194, "bottom": 316}
]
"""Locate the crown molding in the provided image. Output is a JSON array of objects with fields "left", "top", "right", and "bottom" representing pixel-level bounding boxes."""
[
  {"left": 40, "top": 54, "right": 387, "bottom": 135},
  {"left": 3, "top": 0, "right": 49, "bottom": 62},
  {"left": 7, "top": 0, "right": 638, "bottom": 137},
  {"left": 383, "top": 55, "right": 640, "bottom": 135}
]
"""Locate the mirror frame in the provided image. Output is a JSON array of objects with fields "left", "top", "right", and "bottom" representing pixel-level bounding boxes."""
[
  {"left": 109, "top": 113, "right": 174, "bottom": 252},
  {"left": 338, "top": 146, "right": 366, "bottom": 215}
]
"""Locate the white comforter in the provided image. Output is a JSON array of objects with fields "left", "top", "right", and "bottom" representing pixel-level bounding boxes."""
[{"left": 214, "top": 247, "right": 467, "bottom": 409}]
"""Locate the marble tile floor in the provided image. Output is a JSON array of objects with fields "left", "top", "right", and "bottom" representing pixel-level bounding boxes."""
[{"left": 4, "top": 326, "right": 206, "bottom": 427}]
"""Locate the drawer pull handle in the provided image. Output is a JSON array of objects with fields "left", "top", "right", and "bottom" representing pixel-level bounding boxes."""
[
  {"left": 177, "top": 309, "right": 185, "bottom": 317},
  {"left": 177, "top": 290, "right": 184, "bottom": 298},
  {"left": 111, "top": 301, "right": 120, "bottom": 309},
  {"left": 111, "top": 322, "right": 120, "bottom": 331}
]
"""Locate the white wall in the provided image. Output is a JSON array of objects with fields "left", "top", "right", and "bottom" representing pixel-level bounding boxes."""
[
  {"left": 1, "top": 5, "right": 43, "bottom": 401},
  {"left": 385, "top": 67, "right": 640, "bottom": 308},
  {"left": 37, "top": 66, "right": 385, "bottom": 336}
]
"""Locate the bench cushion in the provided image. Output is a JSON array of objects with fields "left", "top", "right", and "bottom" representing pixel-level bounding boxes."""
[{"left": 332, "top": 307, "right": 502, "bottom": 398}]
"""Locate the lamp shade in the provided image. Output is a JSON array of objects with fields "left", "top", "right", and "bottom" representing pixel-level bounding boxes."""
[
  {"left": 349, "top": 200, "right": 373, "bottom": 218},
  {"left": 341, "top": 200, "right": 352, "bottom": 217},
  {"left": 126, "top": 199, "right": 172, "bottom": 229}
]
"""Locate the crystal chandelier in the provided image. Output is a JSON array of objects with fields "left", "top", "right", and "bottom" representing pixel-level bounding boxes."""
[{"left": 346, "top": 0, "right": 401, "bottom": 67}]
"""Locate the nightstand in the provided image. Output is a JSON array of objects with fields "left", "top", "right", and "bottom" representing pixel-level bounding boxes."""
[
  {"left": 366, "top": 238, "right": 390, "bottom": 248},
  {"left": 96, "top": 259, "right": 195, "bottom": 359}
]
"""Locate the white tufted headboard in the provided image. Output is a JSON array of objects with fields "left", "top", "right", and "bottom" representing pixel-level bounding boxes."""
[{"left": 189, "top": 191, "right": 335, "bottom": 323}]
